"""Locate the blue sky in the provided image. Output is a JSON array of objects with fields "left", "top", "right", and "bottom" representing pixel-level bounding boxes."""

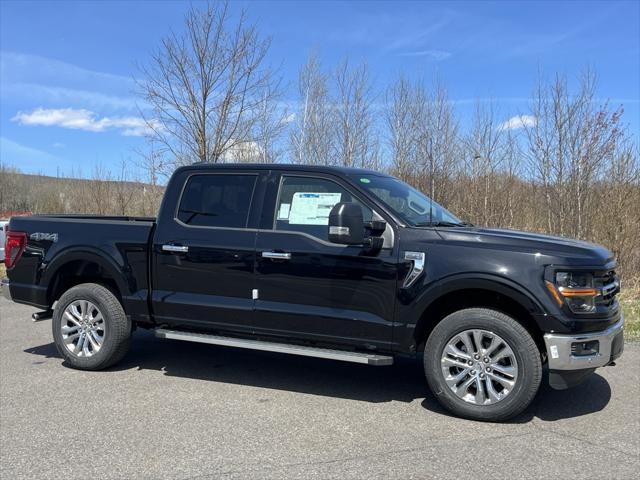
[{"left": 1, "top": 0, "right": 639, "bottom": 178}]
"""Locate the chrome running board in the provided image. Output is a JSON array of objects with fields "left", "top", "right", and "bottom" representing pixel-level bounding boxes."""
[{"left": 155, "top": 329, "right": 394, "bottom": 366}]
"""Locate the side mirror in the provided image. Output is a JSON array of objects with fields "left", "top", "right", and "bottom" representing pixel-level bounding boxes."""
[{"left": 328, "top": 202, "right": 364, "bottom": 245}]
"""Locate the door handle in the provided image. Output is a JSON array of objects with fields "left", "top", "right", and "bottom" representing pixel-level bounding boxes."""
[
  {"left": 262, "top": 251, "right": 291, "bottom": 260},
  {"left": 162, "top": 244, "right": 189, "bottom": 253}
]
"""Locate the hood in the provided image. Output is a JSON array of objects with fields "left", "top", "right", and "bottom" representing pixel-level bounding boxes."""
[{"left": 431, "top": 226, "right": 614, "bottom": 266}]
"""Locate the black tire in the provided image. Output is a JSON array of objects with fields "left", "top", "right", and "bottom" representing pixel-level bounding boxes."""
[
  {"left": 52, "top": 283, "right": 131, "bottom": 370},
  {"left": 424, "top": 308, "right": 542, "bottom": 422}
]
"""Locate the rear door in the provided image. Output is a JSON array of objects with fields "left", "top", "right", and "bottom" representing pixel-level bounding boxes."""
[
  {"left": 253, "top": 172, "right": 398, "bottom": 350},
  {"left": 151, "top": 169, "right": 265, "bottom": 333}
]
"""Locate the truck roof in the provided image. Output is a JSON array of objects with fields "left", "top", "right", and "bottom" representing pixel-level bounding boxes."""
[{"left": 182, "top": 162, "right": 391, "bottom": 177}]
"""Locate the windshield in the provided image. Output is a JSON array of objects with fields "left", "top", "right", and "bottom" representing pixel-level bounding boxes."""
[{"left": 351, "top": 174, "right": 464, "bottom": 227}]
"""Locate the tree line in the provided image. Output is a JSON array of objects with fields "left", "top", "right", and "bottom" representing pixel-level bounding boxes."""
[{"left": 1, "top": 1, "right": 638, "bottom": 278}]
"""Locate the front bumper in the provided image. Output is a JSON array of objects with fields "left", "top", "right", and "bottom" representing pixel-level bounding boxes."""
[
  {"left": 544, "top": 315, "right": 624, "bottom": 371},
  {"left": 1, "top": 278, "right": 11, "bottom": 301}
]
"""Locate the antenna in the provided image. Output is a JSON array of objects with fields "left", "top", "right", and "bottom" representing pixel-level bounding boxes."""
[{"left": 429, "top": 139, "right": 434, "bottom": 224}]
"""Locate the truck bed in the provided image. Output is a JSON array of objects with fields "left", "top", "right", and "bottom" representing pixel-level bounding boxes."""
[{"left": 5, "top": 215, "right": 155, "bottom": 314}]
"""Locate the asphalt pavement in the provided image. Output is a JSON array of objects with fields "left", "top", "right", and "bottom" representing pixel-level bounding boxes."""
[{"left": 1, "top": 296, "right": 638, "bottom": 479}]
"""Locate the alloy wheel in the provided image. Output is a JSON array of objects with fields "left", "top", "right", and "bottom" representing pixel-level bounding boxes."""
[
  {"left": 61, "top": 300, "right": 106, "bottom": 357},
  {"left": 440, "top": 329, "right": 519, "bottom": 405}
]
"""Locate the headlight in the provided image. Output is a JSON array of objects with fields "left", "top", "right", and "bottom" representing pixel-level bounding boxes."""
[{"left": 545, "top": 272, "right": 598, "bottom": 314}]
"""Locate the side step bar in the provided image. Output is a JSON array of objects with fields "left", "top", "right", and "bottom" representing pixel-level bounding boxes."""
[{"left": 155, "top": 329, "right": 394, "bottom": 366}]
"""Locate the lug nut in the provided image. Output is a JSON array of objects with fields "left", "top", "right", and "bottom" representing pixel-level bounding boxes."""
[
  {"left": 483, "top": 357, "right": 490, "bottom": 363},
  {"left": 468, "top": 361, "right": 474, "bottom": 366},
  {"left": 479, "top": 373, "right": 485, "bottom": 378},
  {"left": 486, "top": 367, "right": 492, "bottom": 372},
  {"left": 474, "top": 354, "right": 480, "bottom": 360}
]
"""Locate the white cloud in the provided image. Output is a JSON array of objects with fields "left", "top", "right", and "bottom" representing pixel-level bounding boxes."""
[
  {"left": 0, "top": 51, "right": 133, "bottom": 90},
  {"left": 11, "top": 108, "right": 157, "bottom": 137},
  {"left": 397, "top": 49, "right": 452, "bottom": 60},
  {"left": 498, "top": 115, "right": 537, "bottom": 131},
  {"left": 1, "top": 82, "right": 140, "bottom": 112}
]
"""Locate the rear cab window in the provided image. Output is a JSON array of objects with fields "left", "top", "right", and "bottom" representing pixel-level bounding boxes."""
[{"left": 176, "top": 174, "right": 257, "bottom": 228}]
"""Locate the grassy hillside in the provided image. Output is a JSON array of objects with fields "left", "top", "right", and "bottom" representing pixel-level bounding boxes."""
[
  {"left": 621, "top": 286, "right": 640, "bottom": 341},
  {"left": 1, "top": 169, "right": 164, "bottom": 218}
]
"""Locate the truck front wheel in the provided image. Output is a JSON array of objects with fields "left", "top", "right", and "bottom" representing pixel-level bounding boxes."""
[
  {"left": 52, "top": 283, "right": 131, "bottom": 370},
  {"left": 424, "top": 308, "right": 542, "bottom": 421}
]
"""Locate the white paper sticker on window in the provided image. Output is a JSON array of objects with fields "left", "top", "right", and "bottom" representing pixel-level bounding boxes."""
[
  {"left": 288, "top": 192, "right": 342, "bottom": 225},
  {"left": 277, "top": 203, "right": 291, "bottom": 220}
]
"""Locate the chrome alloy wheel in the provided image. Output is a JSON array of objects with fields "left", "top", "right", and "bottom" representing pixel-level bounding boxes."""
[
  {"left": 61, "top": 300, "right": 106, "bottom": 357},
  {"left": 440, "top": 329, "right": 518, "bottom": 405}
]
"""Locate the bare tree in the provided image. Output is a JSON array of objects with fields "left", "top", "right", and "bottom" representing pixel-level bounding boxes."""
[
  {"left": 414, "top": 79, "right": 459, "bottom": 207},
  {"left": 85, "top": 165, "right": 113, "bottom": 215},
  {"left": 113, "top": 159, "right": 137, "bottom": 216},
  {"left": 289, "top": 53, "right": 333, "bottom": 165},
  {"left": 332, "top": 58, "right": 377, "bottom": 168},
  {"left": 4, "top": 59, "right": 639, "bottom": 280},
  {"left": 136, "top": 141, "right": 168, "bottom": 215},
  {"left": 385, "top": 75, "right": 417, "bottom": 182},
  {"left": 138, "top": 1, "right": 281, "bottom": 170},
  {"left": 239, "top": 85, "right": 289, "bottom": 163},
  {"left": 524, "top": 70, "right": 624, "bottom": 238},
  {"left": 593, "top": 139, "right": 640, "bottom": 273},
  {"left": 384, "top": 76, "right": 459, "bottom": 207},
  {"left": 461, "top": 101, "right": 507, "bottom": 225}
]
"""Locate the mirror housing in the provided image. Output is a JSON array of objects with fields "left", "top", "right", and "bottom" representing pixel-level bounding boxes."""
[
  {"left": 366, "top": 220, "right": 387, "bottom": 237},
  {"left": 328, "top": 202, "right": 364, "bottom": 245}
]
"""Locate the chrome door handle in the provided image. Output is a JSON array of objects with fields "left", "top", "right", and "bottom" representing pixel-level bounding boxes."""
[
  {"left": 162, "top": 244, "right": 189, "bottom": 253},
  {"left": 262, "top": 251, "right": 291, "bottom": 260}
]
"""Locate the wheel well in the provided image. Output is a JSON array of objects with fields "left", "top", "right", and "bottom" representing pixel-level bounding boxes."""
[
  {"left": 414, "top": 288, "right": 545, "bottom": 353},
  {"left": 47, "top": 260, "right": 121, "bottom": 306}
]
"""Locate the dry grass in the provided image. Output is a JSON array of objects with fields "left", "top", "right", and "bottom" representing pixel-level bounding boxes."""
[
  {"left": 620, "top": 279, "right": 640, "bottom": 342},
  {"left": 0, "top": 262, "right": 5, "bottom": 279}
]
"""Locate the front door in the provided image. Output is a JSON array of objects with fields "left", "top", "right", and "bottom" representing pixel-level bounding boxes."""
[
  {"left": 152, "top": 170, "right": 263, "bottom": 333},
  {"left": 254, "top": 173, "right": 398, "bottom": 350}
]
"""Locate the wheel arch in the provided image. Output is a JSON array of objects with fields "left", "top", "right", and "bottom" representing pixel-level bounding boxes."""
[
  {"left": 43, "top": 249, "right": 129, "bottom": 306},
  {"left": 413, "top": 276, "right": 547, "bottom": 354}
]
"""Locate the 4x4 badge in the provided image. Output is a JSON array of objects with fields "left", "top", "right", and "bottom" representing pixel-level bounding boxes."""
[{"left": 30, "top": 232, "right": 58, "bottom": 242}]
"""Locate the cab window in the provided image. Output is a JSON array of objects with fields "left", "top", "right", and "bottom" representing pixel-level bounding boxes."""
[
  {"left": 177, "top": 174, "right": 257, "bottom": 228},
  {"left": 274, "top": 176, "right": 372, "bottom": 242}
]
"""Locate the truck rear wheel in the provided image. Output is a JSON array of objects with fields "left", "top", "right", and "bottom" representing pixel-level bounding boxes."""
[
  {"left": 424, "top": 308, "right": 542, "bottom": 421},
  {"left": 52, "top": 283, "right": 131, "bottom": 370}
]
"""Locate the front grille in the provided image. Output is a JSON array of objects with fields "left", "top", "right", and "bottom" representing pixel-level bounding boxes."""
[{"left": 594, "top": 270, "right": 620, "bottom": 307}]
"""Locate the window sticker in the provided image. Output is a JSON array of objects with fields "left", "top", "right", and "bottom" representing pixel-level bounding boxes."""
[
  {"left": 359, "top": 178, "right": 371, "bottom": 184},
  {"left": 277, "top": 203, "right": 291, "bottom": 220},
  {"left": 288, "top": 192, "right": 342, "bottom": 225}
]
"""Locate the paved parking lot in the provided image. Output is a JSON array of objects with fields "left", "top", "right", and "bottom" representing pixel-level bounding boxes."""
[{"left": 1, "top": 296, "right": 638, "bottom": 479}]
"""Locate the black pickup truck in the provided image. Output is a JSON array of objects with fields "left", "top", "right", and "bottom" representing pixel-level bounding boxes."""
[{"left": 1, "top": 164, "right": 624, "bottom": 421}]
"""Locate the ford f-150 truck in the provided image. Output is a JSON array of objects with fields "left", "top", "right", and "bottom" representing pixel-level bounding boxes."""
[{"left": 1, "top": 164, "right": 624, "bottom": 421}]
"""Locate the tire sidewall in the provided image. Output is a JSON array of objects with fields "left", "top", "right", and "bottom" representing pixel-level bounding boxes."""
[
  {"left": 52, "top": 284, "right": 126, "bottom": 370},
  {"left": 425, "top": 309, "right": 541, "bottom": 421}
]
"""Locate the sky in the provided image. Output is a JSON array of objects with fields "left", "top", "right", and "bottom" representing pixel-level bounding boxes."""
[{"left": 1, "top": 0, "right": 639, "bottom": 178}]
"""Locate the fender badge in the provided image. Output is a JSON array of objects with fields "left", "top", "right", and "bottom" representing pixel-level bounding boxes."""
[{"left": 30, "top": 232, "right": 58, "bottom": 242}]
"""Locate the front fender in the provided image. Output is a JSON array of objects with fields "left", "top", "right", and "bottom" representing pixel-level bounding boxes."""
[{"left": 394, "top": 273, "right": 549, "bottom": 353}]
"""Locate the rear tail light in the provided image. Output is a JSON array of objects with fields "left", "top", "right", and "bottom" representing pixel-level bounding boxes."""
[{"left": 4, "top": 231, "right": 27, "bottom": 269}]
